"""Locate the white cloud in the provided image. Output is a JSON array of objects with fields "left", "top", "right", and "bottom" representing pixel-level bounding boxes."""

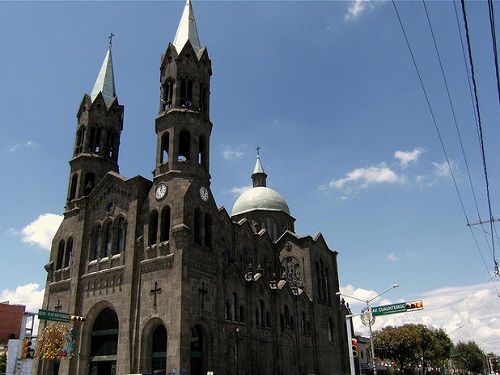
[
  {"left": 329, "top": 163, "right": 404, "bottom": 190},
  {"left": 230, "top": 185, "right": 252, "bottom": 197},
  {"left": 1, "top": 283, "right": 45, "bottom": 334},
  {"left": 10, "top": 213, "right": 63, "bottom": 250},
  {"left": 222, "top": 146, "right": 244, "bottom": 160},
  {"left": 345, "top": 0, "right": 376, "bottom": 22},
  {"left": 394, "top": 148, "right": 423, "bottom": 168},
  {"left": 341, "top": 281, "right": 500, "bottom": 354},
  {"left": 432, "top": 160, "right": 455, "bottom": 178},
  {"left": 387, "top": 252, "right": 397, "bottom": 262},
  {"left": 1, "top": 283, "right": 44, "bottom": 313},
  {"left": 8, "top": 140, "right": 37, "bottom": 153}
]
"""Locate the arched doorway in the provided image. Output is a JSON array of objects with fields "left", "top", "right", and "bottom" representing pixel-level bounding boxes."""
[
  {"left": 89, "top": 308, "right": 118, "bottom": 375},
  {"left": 151, "top": 325, "right": 167, "bottom": 374},
  {"left": 190, "top": 325, "right": 204, "bottom": 375}
]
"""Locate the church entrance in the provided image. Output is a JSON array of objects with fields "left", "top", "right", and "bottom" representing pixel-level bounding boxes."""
[
  {"left": 151, "top": 325, "right": 167, "bottom": 374},
  {"left": 89, "top": 308, "right": 119, "bottom": 375},
  {"left": 189, "top": 326, "right": 204, "bottom": 375}
]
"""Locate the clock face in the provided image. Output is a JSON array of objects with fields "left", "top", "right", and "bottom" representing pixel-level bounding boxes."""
[
  {"left": 155, "top": 183, "right": 167, "bottom": 200},
  {"left": 200, "top": 186, "right": 209, "bottom": 201}
]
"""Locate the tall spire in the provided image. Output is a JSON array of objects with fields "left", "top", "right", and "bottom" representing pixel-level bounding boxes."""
[
  {"left": 173, "top": 0, "right": 201, "bottom": 54},
  {"left": 252, "top": 147, "right": 267, "bottom": 188},
  {"left": 90, "top": 38, "right": 116, "bottom": 106}
]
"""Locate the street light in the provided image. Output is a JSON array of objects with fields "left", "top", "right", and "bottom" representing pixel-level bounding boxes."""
[{"left": 337, "top": 284, "right": 399, "bottom": 375}]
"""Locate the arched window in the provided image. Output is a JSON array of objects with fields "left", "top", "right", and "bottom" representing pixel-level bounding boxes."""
[
  {"left": 316, "top": 261, "right": 323, "bottom": 302},
  {"left": 88, "top": 127, "right": 101, "bottom": 153},
  {"left": 266, "top": 310, "right": 271, "bottom": 328},
  {"left": 198, "top": 136, "right": 207, "bottom": 168},
  {"left": 148, "top": 210, "right": 158, "bottom": 246},
  {"left": 240, "top": 305, "right": 245, "bottom": 323},
  {"left": 302, "top": 312, "right": 307, "bottom": 334},
  {"left": 84, "top": 173, "right": 95, "bottom": 196},
  {"left": 64, "top": 237, "right": 73, "bottom": 268},
  {"left": 69, "top": 174, "right": 78, "bottom": 200},
  {"left": 225, "top": 301, "right": 231, "bottom": 321},
  {"left": 56, "top": 240, "right": 65, "bottom": 269},
  {"left": 199, "top": 84, "right": 208, "bottom": 113},
  {"left": 180, "top": 79, "right": 193, "bottom": 106},
  {"left": 255, "top": 309, "right": 260, "bottom": 326},
  {"left": 75, "top": 126, "right": 85, "bottom": 154},
  {"left": 106, "top": 130, "right": 115, "bottom": 158},
  {"left": 160, "top": 206, "right": 171, "bottom": 242},
  {"left": 320, "top": 259, "right": 326, "bottom": 304},
  {"left": 233, "top": 293, "right": 239, "bottom": 321},
  {"left": 194, "top": 209, "right": 201, "bottom": 245},
  {"left": 280, "top": 314, "right": 285, "bottom": 331},
  {"left": 116, "top": 218, "right": 126, "bottom": 253},
  {"left": 290, "top": 316, "right": 295, "bottom": 331},
  {"left": 178, "top": 130, "right": 191, "bottom": 161},
  {"left": 260, "top": 300, "right": 265, "bottom": 327},
  {"left": 90, "top": 308, "right": 118, "bottom": 373},
  {"left": 327, "top": 318, "right": 334, "bottom": 343},
  {"left": 151, "top": 325, "right": 167, "bottom": 373},
  {"left": 325, "top": 266, "right": 332, "bottom": 304},
  {"left": 91, "top": 225, "right": 101, "bottom": 260},
  {"left": 163, "top": 80, "right": 174, "bottom": 109},
  {"left": 104, "top": 221, "right": 112, "bottom": 257},
  {"left": 204, "top": 213, "right": 212, "bottom": 248},
  {"left": 160, "top": 132, "right": 169, "bottom": 164},
  {"left": 284, "top": 306, "right": 290, "bottom": 329}
]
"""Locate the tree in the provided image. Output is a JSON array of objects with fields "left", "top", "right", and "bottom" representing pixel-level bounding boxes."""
[
  {"left": 452, "top": 341, "right": 484, "bottom": 374},
  {"left": 0, "top": 353, "right": 6, "bottom": 374},
  {"left": 373, "top": 324, "right": 453, "bottom": 373}
]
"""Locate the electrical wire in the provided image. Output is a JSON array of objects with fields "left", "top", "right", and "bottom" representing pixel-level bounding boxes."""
[
  {"left": 391, "top": 0, "right": 500, "bottom": 292},
  {"left": 487, "top": 0, "right": 500, "bottom": 111},
  {"left": 460, "top": 0, "right": 497, "bottom": 272}
]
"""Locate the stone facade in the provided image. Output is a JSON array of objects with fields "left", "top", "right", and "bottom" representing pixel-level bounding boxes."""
[{"left": 33, "top": 2, "right": 351, "bottom": 375}]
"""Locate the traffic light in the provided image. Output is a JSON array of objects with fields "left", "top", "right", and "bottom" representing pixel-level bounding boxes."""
[
  {"left": 405, "top": 300, "right": 424, "bottom": 311},
  {"left": 21, "top": 338, "right": 33, "bottom": 359},
  {"left": 70, "top": 314, "right": 85, "bottom": 322},
  {"left": 351, "top": 338, "right": 358, "bottom": 358}
]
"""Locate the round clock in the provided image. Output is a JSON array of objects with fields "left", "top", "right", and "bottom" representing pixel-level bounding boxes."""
[
  {"left": 200, "top": 186, "right": 209, "bottom": 201},
  {"left": 155, "top": 183, "right": 167, "bottom": 200}
]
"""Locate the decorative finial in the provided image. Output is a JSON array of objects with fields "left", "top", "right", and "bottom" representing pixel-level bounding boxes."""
[
  {"left": 108, "top": 33, "right": 115, "bottom": 49},
  {"left": 256, "top": 145, "right": 261, "bottom": 157}
]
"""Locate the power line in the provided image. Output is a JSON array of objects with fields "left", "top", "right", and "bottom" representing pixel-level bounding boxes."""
[
  {"left": 391, "top": 0, "right": 499, "bottom": 290},
  {"left": 460, "top": 0, "right": 498, "bottom": 274},
  {"left": 487, "top": 0, "right": 500, "bottom": 111}
]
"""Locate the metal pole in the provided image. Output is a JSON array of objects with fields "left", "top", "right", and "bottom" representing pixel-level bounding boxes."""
[
  {"left": 367, "top": 303, "right": 377, "bottom": 375},
  {"left": 235, "top": 328, "right": 239, "bottom": 375},
  {"left": 345, "top": 315, "right": 356, "bottom": 375}
]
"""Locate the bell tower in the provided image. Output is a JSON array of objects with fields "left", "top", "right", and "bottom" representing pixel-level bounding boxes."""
[
  {"left": 66, "top": 39, "right": 123, "bottom": 209},
  {"left": 154, "top": 0, "right": 212, "bottom": 184}
]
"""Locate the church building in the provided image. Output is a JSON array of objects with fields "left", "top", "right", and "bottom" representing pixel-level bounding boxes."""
[{"left": 34, "top": 1, "right": 351, "bottom": 374}]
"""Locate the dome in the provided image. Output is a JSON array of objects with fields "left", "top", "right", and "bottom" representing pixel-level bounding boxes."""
[{"left": 232, "top": 186, "right": 290, "bottom": 216}]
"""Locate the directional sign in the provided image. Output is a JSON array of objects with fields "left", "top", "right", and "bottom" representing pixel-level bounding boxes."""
[
  {"left": 38, "top": 309, "right": 70, "bottom": 323},
  {"left": 372, "top": 302, "right": 408, "bottom": 317}
]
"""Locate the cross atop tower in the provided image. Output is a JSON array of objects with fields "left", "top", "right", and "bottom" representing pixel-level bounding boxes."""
[{"left": 108, "top": 33, "right": 115, "bottom": 48}]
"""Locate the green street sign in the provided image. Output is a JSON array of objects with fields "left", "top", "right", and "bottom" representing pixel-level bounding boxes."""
[
  {"left": 371, "top": 302, "right": 407, "bottom": 316},
  {"left": 38, "top": 309, "right": 70, "bottom": 323}
]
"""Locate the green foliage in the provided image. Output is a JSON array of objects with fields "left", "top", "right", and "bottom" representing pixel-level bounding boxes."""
[
  {"left": 0, "top": 352, "right": 6, "bottom": 373},
  {"left": 373, "top": 324, "right": 453, "bottom": 372},
  {"left": 452, "top": 341, "right": 484, "bottom": 374}
]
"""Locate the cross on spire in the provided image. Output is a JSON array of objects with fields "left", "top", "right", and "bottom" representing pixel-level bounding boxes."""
[
  {"left": 150, "top": 281, "right": 162, "bottom": 309},
  {"left": 256, "top": 146, "right": 261, "bottom": 156},
  {"left": 108, "top": 33, "right": 115, "bottom": 49}
]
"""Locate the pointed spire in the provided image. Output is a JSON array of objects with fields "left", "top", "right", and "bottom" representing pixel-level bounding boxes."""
[
  {"left": 252, "top": 147, "right": 267, "bottom": 188},
  {"left": 91, "top": 37, "right": 117, "bottom": 106},
  {"left": 173, "top": 0, "right": 201, "bottom": 54}
]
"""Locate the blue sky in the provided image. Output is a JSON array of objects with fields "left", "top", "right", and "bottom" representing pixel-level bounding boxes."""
[{"left": 1, "top": 0, "right": 499, "bottom": 353}]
